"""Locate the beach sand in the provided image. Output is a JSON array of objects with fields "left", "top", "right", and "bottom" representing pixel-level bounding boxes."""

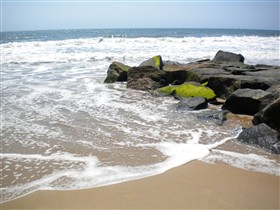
[{"left": 2, "top": 161, "right": 279, "bottom": 209}]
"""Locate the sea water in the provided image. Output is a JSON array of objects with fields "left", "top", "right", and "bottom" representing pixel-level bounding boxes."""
[{"left": 1, "top": 28, "right": 280, "bottom": 203}]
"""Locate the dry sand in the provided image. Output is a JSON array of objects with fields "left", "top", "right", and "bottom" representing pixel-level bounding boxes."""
[{"left": 2, "top": 161, "right": 279, "bottom": 209}]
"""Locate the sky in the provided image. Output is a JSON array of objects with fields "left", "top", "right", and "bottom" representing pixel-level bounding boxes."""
[{"left": 1, "top": 0, "right": 280, "bottom": 32}]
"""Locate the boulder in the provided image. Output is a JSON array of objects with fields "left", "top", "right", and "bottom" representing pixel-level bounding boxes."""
[
  {"left": 237, "top": 123, "right": 280, "bottom": 154},
  {"left": 127, "top": 66, "right": 168, "bottom": 91},
  {"left": 139, "top": 55, "right": 164, "bottom": 70},
  {"left": 156, "top": 83, "right": 216, "bottom": 100},
  {"left": 104, "top": 61, "right": 130, "bottom": 83},
  {"left": 213, "top": 50, "right": 245, "bottom": 63},
  {"left": 253, "top": 98, "right": 280, "bottom": 132},
  {"left": 222, "top": 88, "right": 274, "bottom": 115},
  {"left": 176, "top": 97, "right": 207, "bottom": 111}
]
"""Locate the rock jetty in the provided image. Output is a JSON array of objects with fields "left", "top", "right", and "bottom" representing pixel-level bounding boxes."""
[{"left": 104, "top": 50, "right": 280, "bottom": 154}]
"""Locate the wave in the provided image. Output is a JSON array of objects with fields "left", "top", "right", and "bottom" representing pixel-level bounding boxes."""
[{"left": 1, "top": 36, "right": 279, "bottom": 66}]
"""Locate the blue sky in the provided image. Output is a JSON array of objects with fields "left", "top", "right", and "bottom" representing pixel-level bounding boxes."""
[{"left": 1, "top": 0, "right": 279, "bottom": 31}]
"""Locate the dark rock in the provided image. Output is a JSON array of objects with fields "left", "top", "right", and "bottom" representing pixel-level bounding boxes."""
[
  {"left": 253, "top": 98, "right": 280, "bottom": 132},
  {"left": 207, "top": 77, "right": 241, "bottom": 99},
  {"left": 237, "top": 123, "right": 280, "bottom": 154},
  {"left": 191, "top": 68, "right": 230, "bottom": 82},
  {"left": 197, "top": 110, "right": 228, "bottom": 126},
  {"left": 176, "top": 97, "right": 207, "bottom": 110},
  {"left": 139, "top": 55, "right": 164, "bottom": 70},
  {"left": 165, "top": 70, "right": 189, "bottom": 85},
  {"left": 222, "top": 88, "right": 274, "bottom": 115},
  {"left": 189, "top": 68, "right": 278, "bottom": 92},
  {"left": 210, "top": 75, "right": 273, "bottom": 90},
  {"left": 213, "top": 50, "right": 245, "bottom": 63},
  {"left": 164, "top": 70, "right": 204, "bottom": 85},
  {"left": 127, "top": 66, "right": 168, "bottom": 91},
  {"left": 104, "top": 61, "right": 130, "bottom": 83}
]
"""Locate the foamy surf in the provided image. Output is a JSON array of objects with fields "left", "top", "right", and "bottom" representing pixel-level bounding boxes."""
[{"left": 1, "top": 31, "right": 280, "bottom": 203}]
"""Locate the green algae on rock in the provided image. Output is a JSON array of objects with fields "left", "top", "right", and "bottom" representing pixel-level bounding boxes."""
[
  {"left": 104, "top": 61, "right": 131, "bottom": 83},
  {"left": 139, "top": 55, "right": 164, "bottom": 70},
  {"left": 158, "top": 83, "right": 216, "bottom": 100}
]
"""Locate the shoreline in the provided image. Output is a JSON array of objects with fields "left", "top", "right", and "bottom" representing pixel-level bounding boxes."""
[{"left": 2, "top": 161, "right": 279, "bottom": 209}]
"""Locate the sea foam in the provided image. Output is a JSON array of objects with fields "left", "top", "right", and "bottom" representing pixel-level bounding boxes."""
[{"left": 1, "top": 35, "right": 279, "bottom": 203}]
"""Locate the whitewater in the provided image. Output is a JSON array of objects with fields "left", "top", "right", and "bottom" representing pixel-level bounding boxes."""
[{"left": 1, "top": 33, "right": 280, "bottom": 203}]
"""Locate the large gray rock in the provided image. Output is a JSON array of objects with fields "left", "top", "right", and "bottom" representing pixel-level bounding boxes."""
[
  {"left": 104, "top": 61, "right": 130, "bottom": 83},
  {"left": 237, "top": 123, "right": 280, "bottom": 154},
  {"left": 222, "top": 88, "right": 274, "bottom": 115},
  {"left": 127, "top": 66, "right": 168, "bottom": 91},
  {"left": 253, "top": 98, "right": 280, "bottom": 132},
  {"left": 213, "top": 50, "right": 245, "bottom": 63}
]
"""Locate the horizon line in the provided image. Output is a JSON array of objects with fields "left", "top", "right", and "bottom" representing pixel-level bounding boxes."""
[{"left": 2, "top": 27, "right": 280, "bottom": 33}]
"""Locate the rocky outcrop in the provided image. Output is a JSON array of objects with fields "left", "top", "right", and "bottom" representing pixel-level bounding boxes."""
[
  {"left": 253, "top": 98, "right": 280, "bottom": 132},
  {"left": 237, "top": 123, "right": 280, "bottom": 154},
  {"left": 127, "top": 66, "right": 168, "bottom": 91},
  {"left": 213, "top": 50, "right": 245, "bottom": 63},
  {"left": 176, "top": 97, "right": 207, "bottom": 111},
  {"left": 222, "top": 88, "right": 274, "bottom": 115},
  {"left": 104, "top": 61, "right": 130, "bottom": 83},
  {"left": 103, "top": 51, "right": 280, "bottom": 154}
]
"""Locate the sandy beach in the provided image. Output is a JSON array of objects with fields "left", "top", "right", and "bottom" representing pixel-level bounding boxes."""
[{"left": 2, "top": 161, "right": 279, "bottom": 209}]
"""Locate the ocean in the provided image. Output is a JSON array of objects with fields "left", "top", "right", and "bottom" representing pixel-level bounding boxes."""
[{"left": 1, "top": 28, "right": 280, "bottom": 203}]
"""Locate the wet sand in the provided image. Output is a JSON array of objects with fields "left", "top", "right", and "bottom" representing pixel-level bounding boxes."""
[{"left": 2, "top": 161, "right": 279, "bottom": 209}]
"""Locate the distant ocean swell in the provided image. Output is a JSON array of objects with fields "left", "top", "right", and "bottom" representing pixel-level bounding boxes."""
[
  {"left": 2, "top": 36, "right": 279, "bottom": 66},
  {"left": 1, "top": 29, "right": 280, "bottom": 203}
]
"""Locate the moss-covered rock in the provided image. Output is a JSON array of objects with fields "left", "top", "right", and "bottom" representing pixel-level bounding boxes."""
[
  {"left": 139, "top": 55, "right": 164, "bottom": 70},
  {"left": 104, "top": 61, "right": 130, "bottom": 83},
  {"left": 157, "top": 83, "right": 216, "bottom": 100}
]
